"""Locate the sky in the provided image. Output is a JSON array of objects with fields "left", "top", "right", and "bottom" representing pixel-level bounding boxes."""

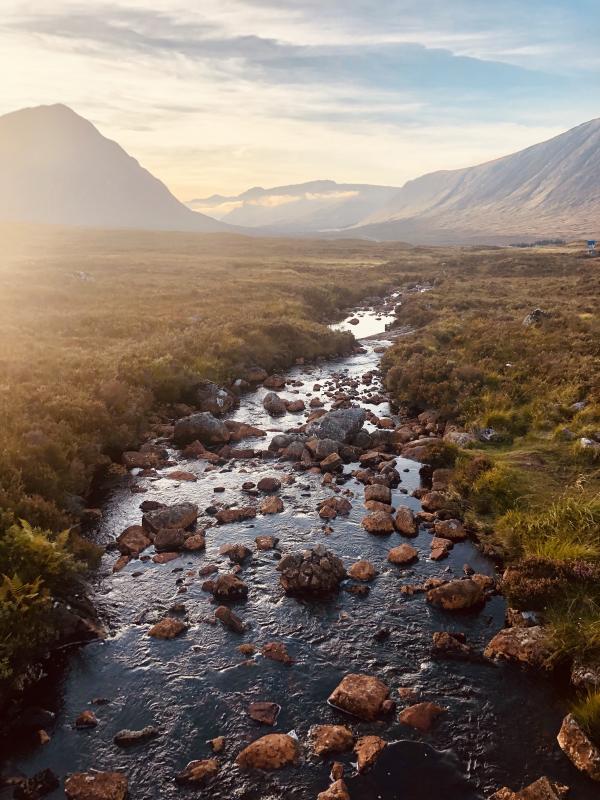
[{"left": 2, "top": 1, "right": 599, "bottom": 198}]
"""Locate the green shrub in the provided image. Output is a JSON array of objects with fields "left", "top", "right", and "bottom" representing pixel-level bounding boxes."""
[{"left": 571, "top": 691, "right": 600, "bottom": 745}]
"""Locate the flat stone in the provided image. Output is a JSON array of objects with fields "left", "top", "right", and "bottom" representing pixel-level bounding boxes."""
[
  {"left": 248, "top": 702, "right": 281, "bottom": 725},
  {"left": 328, "top": 674, "right": 389, "bottom": 721},
  {"left": 398, "top": 702, "right": 444, "bottom": 732},
  {"left": 64, "top": 772, "right": 127, "bottom": 800},
  {"left": 388, "top": 544, "right": 419, "bottom": 565},
  {"left": 113, "top": 726, "right": 159, "bottom": 746},
  {"left": 354, "top": 735, "right": 386, "bottom": 772},
  {"left": 236, "top": 734, "right": 299, "bottom": 770},
  {"left": 557, "top": 713, "right": 600, "bottom": 781},
  {"left": 148, "top": 618, "right": 187, "bottom": 639},
  {"left": 348, "top": 560, "right": 377, "bottom": 581},
  {"left": 310, "top": 725, "right": 354, "bottom": 757}
]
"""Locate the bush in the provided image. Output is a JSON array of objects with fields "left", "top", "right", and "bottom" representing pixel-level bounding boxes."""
[{"left": 571, "top": 691, "right": 600, "bottom": 745}]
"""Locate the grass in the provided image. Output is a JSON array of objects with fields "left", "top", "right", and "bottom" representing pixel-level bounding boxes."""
[{"left": 571, "top": 690, "right": 600, "bottom": 744}]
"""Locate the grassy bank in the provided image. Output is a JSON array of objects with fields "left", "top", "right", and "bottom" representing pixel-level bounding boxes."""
[
  {"left": 382, "top": 245, "right": 600, "bottom": 697},
  {"left": 0, "top": 223, "right": 431, "bottom": 692}
]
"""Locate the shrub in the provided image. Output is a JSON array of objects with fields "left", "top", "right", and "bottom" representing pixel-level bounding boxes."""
[{"left": 571, "top": 691, "right": 600, "bottom": 745}]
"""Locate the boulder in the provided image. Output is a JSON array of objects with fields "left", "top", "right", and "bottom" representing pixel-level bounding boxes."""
[
  {"left": 394, "top": 507, "right": 418, "bottom": 536},
  {"left": 255, "top": 535, "right": 279, "bottom": 551},
  {"left": 175, "top": 758, "right": 219, "bottom": 786},
  {"left": 328, "top": 674, "right": 389, "bottom": 720},
  {"left": 361, "top": 511, "right": 395, "bottom": 535},
  {"left": 219, "top": 543, "right": 252, "bottom": 563},
  {"left": 364, "top": 484, "right": 391, "bottom": 504},
  {"left": 154, "top": 528, "right": 186, "bottom": 552},
  {"left": 348, "top": 560, "right": 377, "bottom": 582},
  {"left": 215, "top": 606, "right": 245, "bottom": 633},
  {"left": 263, "top": 374, "right": 286, "bottom": 390},
  {"left": 74, "top": 710, "right": 98, "bottom": 729},
  {"left": 260, "top": 496, "right": 284, "bottom": 514},
  {"left": 286, "top": 399, "right": 306, "bottom": 412},
  {"left": 433, "top": 519, "right": 466, "bottom": 541},
  {"left": 215, "top": 506, "right": 257, "bottom": 524},
  {"left": 317, "top": 780, "right": 350, "bottom": 800},
  {"left": 321, "top": 452, "right": 343, "bottom": 472},
  {"left": 257, "top": 476, "right": 281, "bottom": 492},
  {"left": 194, "top": 379, "right": 237, "bottom": 416},
  {"left": 113, "top": 726, "right": 159, "bottom": 747},
  {"left": 206, "top": 574, "right": 248, "bottom": 600},
  {"left": 244, "top": 366, "right": 268, "bottom": 383},
  {"left": 277, "top": 545, "right": 346, "bottom": 595},
  {"left": 225, "top": 420, "right": 267, "bottom": 441},
  {"left": 148, "top": 618, "right": 187, "bottom": 639},
  {"left": 248, "top": 702, "right": 281, "bottom": 725},
  {"left": 388, "top": 544, "right": 419, "bottom": 565},
  {"left": 420, "top": 491, "right": 449, "bottom": 512},
  {"left": 64, "top": 772, "right": 127, "bottom": 800},
  {"left": 173, "top": 412, "right": 230, "bottom": 446},
  {"left": 398, "top": 702, "right": 444, "bottom": 732},
  {"left": 308, "top": 408, "right": 367, "bottom": 443},
  {"left": 443, "top": 429, "right": 476, "bottom": 448},
  {"left": 142, "top": 502, "right": 198, "bottom": 534},
  {"left": 263, "top": 392, "right": 287, "bottom": 416},
  {"left": 262, "top": 642, "right": 293, "bottom": 664},
  {"left": 182, "top": 533, "right": 206, "bottom": 551},
  {"left": 236, "top": 734, "right": 299, "bottom": 769},
  {"left": 116, "top": 525, "right": 151, "bottom": 556},
  {"left": 557, "top": 714, "right": 600, "bottom": 781},
  {"left": 489, "top": 777, "right": 569, "bottom": 800},
  {"left": 354, "top": 735, "right": 386, "bottom": 772},
  {"left": 432, "top": 631, "right": 477, "bottom": 661},
  {"left": 426, "top": 579, "right": 484, "bottom": 611},
  {"left": 484, "top": 626, "right": 552, "bottom": 669},
  {"left": 310, "top": 725, "right": 354, "bottom": 756}
]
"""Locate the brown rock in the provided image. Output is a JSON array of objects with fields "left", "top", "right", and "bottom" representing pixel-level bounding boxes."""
[
  {"left": 116, "top": 525, "right": 151, "bottom": 556},
  {"left": 152, "top": 551, "right": 180, "bottom": 564},
  {"left": 432, "top": 631, "right": 476, "bottom": 660},
  {"left": 236, "top": 733, "right": 299, "bottom": 769},
  {"left": 361, "top": 511, "right": 395, "bottom": 535},
  {"left": 148, "top": 618, "right": 187, "bottom": 639},
  {"left": 434, "top": 518, "right": 466, "bottom": 541},
  {"left": 166, "top": 470, "right": 197, "bottom": 482},
  {"left": 257, "top": 476, "right": 282, "bottom": 492},
  {"left": 556, "top": 714, "right": 600, "bottom": 781},
  {"left": 286, "top": 399, "right": 306, "bottom": 412},
  {"left": 210, "top": 736, "right": 225, "bottom": 753},
  {"left": 64, "top": 772, "right": 127, "bottom": 800},
  {"left": 348, "top": 560, "right": 377, "bottom": 582},
  {"left": 426, "top": 579, "right": 484, "bottom": 611},
  {"left": 388, "top": 544, "right": 419, "bottom": 565},
  {"left": 260, "top": 496, "right": 284, "bottom": 514},
  {"left": 215, "top": 506, "right": 257, "bottom": 524},
  {"left": 354, "top": 735, "right": 386, "bottom": 772},
  {"left": 394, "top": 506, "right": 418, "bottom": 536},
  {"left": 328, "top": 674, "right": 389, "bottom": 720},
  {"left": 310, "top": 725, "right": 354, "bottom": 756},
  {"left": 220, "top": 543, "right": 252, "bottom": 563},
  {"left": 263, "top": 374, "right": 286, "bottom": 390},
  {"left": 208, "top": 573, "right": 249, "bottom": 600},
  {"left": 398, "top": 702, "right": 444, "bottom": 733},
  {"left": 215, "top": 606, "right": 244, "bottom": 633},
  {"left": 262, "top": 641, "right": 293, "bottom": 664},
  {"left": 175, "top": 758, "right": 219, "bottom": 786},
  {"left": 317, "top": 780, "right": 350, "bottom": 800},
  {"left": 248, "top": 702, "right": 281, "bottom": 725},
  {"left": 154, "top": 527, "right": 186, "bottom": 552},
  {"left": 364, "top": 500, "right": 393, "bottom": 513},
  {"left": 489, "top": 777, "right": 570, "bottom": 799},
  {"left": 182, "top": 533, "right": 206, "bottom": 551},
  {"left": 420, "top": 491, "right": 448, "bottom": 512},
  {"left": 143, "top": 502, "right": 198, "bottom": 534},
  {"left": 364, "top": 484, "right": 391, "bottom": 504},
  {"left": 321, "top": 453, "right": 343, "bottom": 472},
  {"left": 112, "top": 555, "right": 130, "bottom": 573},
  {"left": 484, "top": 626, "right": 552, "bottom": 669},
  {"left": 255, "top": 535, "right": 279, "bottom": 550},
  {"left": 74, "top": 710, "right": 98, "bottom": 729}
]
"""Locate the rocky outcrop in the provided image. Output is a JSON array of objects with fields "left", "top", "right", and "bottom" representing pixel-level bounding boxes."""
[
  {"left": 328, "top": 674, "right": 389, "bottom": 720},
  {"left": 236, "top": 734, "right": 299, "bottom": 769},
  {"left": 557, "top": 714, "right": 600, "bottom": 781},
  {"left": 277, "top": 545, "right": 345, "bottom": 595},
  {"left": 64, "top": 772, "right": 127, "bottom": 800},
  {"left": 173, "top": 412, "right": 230, "bottom": 446}
]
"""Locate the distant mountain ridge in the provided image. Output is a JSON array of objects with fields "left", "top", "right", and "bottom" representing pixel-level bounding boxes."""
[{"left": 0, "top": 104, "right": 229, "bottom": 233}]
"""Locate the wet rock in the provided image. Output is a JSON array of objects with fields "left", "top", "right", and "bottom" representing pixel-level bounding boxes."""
[
  {"left": 74, "top": 710, "right": 98, "bottom": 729},
  {"left": 175, "top": 758, "right": 219, "bottom": 786},
  {"left": 260, "top": 495, "right": 284, "bottom": 514},
  {"left": 152, "top": 551, "right": 180, "bottom": 564},
  {"left": 286, "top": 399, "right": 306, "bottom": 412},
  {"left": 12, "top": 768, "right": 59, "bottom": 800},
  {"left": 364, "top": 484, "right": 391, "bottom": 504},
  {"left": 205, "top": 574, "right": 249, "bottom": 600},
  {"left": 557, "top": 714, "right": 600, "bottom": 781},
  {"left": 398, "top": 702, "right": 444, "bottom": 733},
  {"left": 248, "top": 702, "right": 281, "bottom": 725},
  {"left": 318, "top": 496, "right": 352, "bottom": 519},
  {"left": 148, "top": 618, "right": 187, "bottom": 639},
  {"left": 154, "top": 528, "right": 186, "bottom": 552},
  {"left": 308, "top": 407, "right": 367, "bottom": 443},
  {"left": 311, "top": 438, "right": 340, "bottom": 461},
  {"left": 321, "top": 452, "right": 343, "bottom": 472},
  {"left": 238, "top": 644, "right": 256, "bottom": 656},
  {"left": 112, "top": 555, "right": 130, "bottom": 573},
  {"left": 263, "top": 374, "right": 286, "bottom": 390},
  {"left": 263, "top": 392, "right": 287, "bottom": 416},
  {"left": 64, "top": 772, "right": 127, "bottom": 800},
  {"left": 328, "top": 674, "right": 389, "bottom": 720},
  {"left": 354, "top": 735, "right": 387, "bottom": 772},
  {"left": 388, "top": 544, "right": 419, "bottom": 565},
  {"left": 255, "top": 535, "right": 279, "bottom": 550},
  {"left": 433, "top": 519, "right": 466, "bottom": 542},
  {"left": 432, "top": 632, "right": 477, "bottom": 661},
  {"left": 219, "top": 543, "right": 252, "bottom": 563},
  {"left": 489, "top": 777, "right": 569, "bottom": 800},
  {"left": 361, "top": 511, "right": 395, "bottom": 535},
  {"left": 364, "top": 500, "right": 393, "bottom": 513},
  {"left": 426, "top": 579, "right": 484, "bottom": 611},
  {"left": 571, "top": 659, "right": 600, "bottom": 691},
  {"left": 210, "top": 736, "right": 225, "bottom": 753},
  {"left": 484, "top": 626, "right": 552, "bottom": 669},
  {"left": 122, "top": 450, "right": 162, "bottom": 470},
  {"left": 310, "top": 725, "right": 354, "bottom": 756},
  {"left": 113, "top": 726, "right": 158, "bottom": 746},
  {"left": 215, "top": 606, "right": 245, "bottom": 633},
  {"left": 277, "top": 545, "right": 346, "bottom": 595},
  {"left": 215, "top": 506, "right": 257, "bottom": 524},
  {"left": 225, "top": 420, "right": 267, "bottom": 441},
  {"left": 348, "top": 560, "right": 377, "bottom": 581},
  {"left": 194, "top": 379, "right": 237, "bottom": 416},
  {"left": 116, "top": 525, "right": 151, "bottom": 556},
  {"left": 257, "top": 476, "right": 282, "bottom": 492},
  {"left": 262, "top": 641, "right": 293, "bottom": 664},
  {"left": 236, "top": 733, "right": 299, "bottom": 769},
  {"left": 394, "top": 506, "right": 418, "bottom": 536},
  {"left": 143, "top": 502, "right": 198, "bottom": 535},
  {"left": 317, "top": 780, "right": 350, "bottom": 800},
  {"left": 173, "top": 412, "right": 230, "bottom": 446},
  {"left": 244, "top": 366, "right": 268, "bottom": 383},
  {"left": 420, "top": 491, "right": 449, "bottom": 512},
  {"left": 182, "top": 533, "right": 206, "bottom": 551}
]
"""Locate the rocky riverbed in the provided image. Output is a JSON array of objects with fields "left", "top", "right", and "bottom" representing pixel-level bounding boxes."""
[{"left": 1, "top": 295, "right": 597, "bottom": 800}]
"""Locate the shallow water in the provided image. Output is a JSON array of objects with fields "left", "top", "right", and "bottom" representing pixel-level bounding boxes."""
[{"left": 1, "top": 300, "right": 596, "bottom": 799}]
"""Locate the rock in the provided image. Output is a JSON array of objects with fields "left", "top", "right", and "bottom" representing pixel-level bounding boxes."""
[
  {"left": 262, "top": 641, "right": 293, "bottom": 664},
  {"left": 194, "top": 379, "right": 237, "bottom": 416},
  {"left": 263, "top": 374, "right": 286, "bottom": 389},
  {"left": 175, "top": 758, "right": 219, "bottom": 786},
  {"left": 321, "top": 452, "right": 343, "bottom": 472},
  {"left": 263, "top": 392, "right": 287, "bottom": 416},
  {"left": 398, "top": 702, "right": 444, "bottom": 733},
  {"left": 225, "top": 420, "right": 267, "bottom": 441},
  {"left": 182, "top": 533, "right": 206, "bottom": 551},
  {"left": 154, "top": 527, "right": 186, "bottom": 552},
  {"left": 260, "top": 495, "right": 284, "bottom": 514},
  {"left": 443, "top": 429, "right": 476, "bottom": 448},
  {"left": 255, "top": 535, "right": 279, "bottom": 550},
  {"left": 173, "top": 412, "right": 230, "bottom": 446},
  {"left": 571, "top": 660, "right": 600, "bottom": 692},
  {"left": 236, "top": 734, "right": 299, "bottom": 769},
  {"left": 248, "top": 702, "right": 281, "bottom": 725},
  {"left": 215, "top": 506, "right": 257, "bottom": 524},
  {"left": 74, "top": 710, "right": 98, "bottom": 729},
  {"left": 113, "top": 726, "right": 158, "bottom": 746},
  {"left": 354, "top": 735, "right": 386, "bottom": 772},
  {"left": 122, "top": 450, "right": 162, "bottom": 470},
  {"left": 328, "top": 674, "right": 389, "bottom": 720},
  {"left": 152, "top": 551, "right": 180, "bottom": 564},
  {"left": 12, "top": 768, "right": 59, "bottom": 800},
  {"left": 388, "top": 544, "right": 419, "bottom": 565},
  {"left": 557, "top": 714, "right": 600, "bottom": 781},
  {"left": 420, "top": 491, "right": 448, "bottom": 512},
  {"left": 311, "top": 438, "right": 340, "bottom": 460},
  {"left": 317, "top": 780, "right": 350, "bottom": 800},
  {"left": 257, "top": 476, "right": 281, "bottom": 492},
  {"left": 219, "top": 543, "right": 252, "bottom": 563},
  {"left": 148, "top": 618, "right": 187, "bottom": 639},
  {"left": 489, "top": 777, "right": 569, "bottom": 800},
  {"left": 432, "top": 631, "right": 476, "bottom": 660},
  {"left": 361, "top": 511, "right": 395, "bottom": 535},
  {"left": 364, "top": 500, "right": 393, "bottom": 513},
  {"left": 207, "top": 574, "right": 249, "bottom": 600},
  {"left": 244, "top": 366, "right": 268, "bottom": 383},
  {"left": 64, "top": 772, "right": 127, "bottom": 800},
  {"left": 318, "top": 497, "right": 352, "bottom": 519},
  {"left": 143, "top": 502, "right": 198, "bottom": 534},
  {"left": 116, "top": 525, "right": 151, "bottom": 556},
  {"left": 426, "top": 579, "right": 484, "bottom": 611},
  {"left": 434, "top": 519, "right": 466, "bottom": 541},
  {"left": 308, "top": 408, "right": 367, "bottom": 443},
  {"left": 286, "top": 399, "right": 306, "bottom": 412},
  {"left": 210, "top": 736, "right": 225, "bottom": 753},
  {"left": 215, "top": 606, "right": 245, "bottom": 633},
  {"left": 348, "top": 560, "right": 377, "bottom": 581},
  {"left": 277, "top": 545, "right": 346, "bottom": 595},
  {"left": 484, "top": 626, "right": 552, "bottom": 669},
  {"left": 394, "top": 506, "right": 418, "bottom": 536},
  {"left": 310, "top": 725, "right": 354, "bottom": 756},
  {"left": 523, "top": 308, "right": 550, "bottom": 327},
  {"left": 364, "top": 484, "right": 391, "bottom": 504}
]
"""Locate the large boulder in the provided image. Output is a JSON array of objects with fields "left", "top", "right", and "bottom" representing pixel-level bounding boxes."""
[
  {"left": 173, "top": 412, "right": 230, "bottom": 446},
  {"left": 308, "top": 408, "right": 366, "bottom": 443},
  {"left": 426, "top": 579, "right": 484, "bottom": 611},
  {"left": 557, "top": 714, "right": 600, "bottom": 782},
  {"left": 328, "top": 674, "right": 389, "bottom": 720},
  {"left": 277, "top": 545, "right": 345, "bottom": 595},
  {"left": 142, "top": 502, "right": 198, "bottom": 535},
  {"left": 236, "top": 733, "right": 299, "bottom": 769},
  {"left": 484, "top": 626, "right": 552, "bottom": 669},
  {"left": 64, "top": 772, "right": 127, "bottom": 800},
  {"left": 394, "top": 506, "right": 418, "bottom": 536}
]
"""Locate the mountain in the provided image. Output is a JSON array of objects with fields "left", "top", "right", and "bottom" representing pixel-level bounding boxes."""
[
  {"left": 346, "top": 118, "right": 600, "bottom": 243},
  {"left": 187, "top": 180, "right": 400, "bottom": 233},
  {"left": 0, "top": 104, "right": 229, "bottom": 233}
]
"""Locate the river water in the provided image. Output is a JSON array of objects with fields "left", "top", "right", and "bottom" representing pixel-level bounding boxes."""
[{"left": 1, "top": 296, "right": 595, "bottom": 800}]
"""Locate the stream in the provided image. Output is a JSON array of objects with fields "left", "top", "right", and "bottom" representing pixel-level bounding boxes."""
[{"left": 1, "top": 293, "right": 596, "bottom": 800}]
